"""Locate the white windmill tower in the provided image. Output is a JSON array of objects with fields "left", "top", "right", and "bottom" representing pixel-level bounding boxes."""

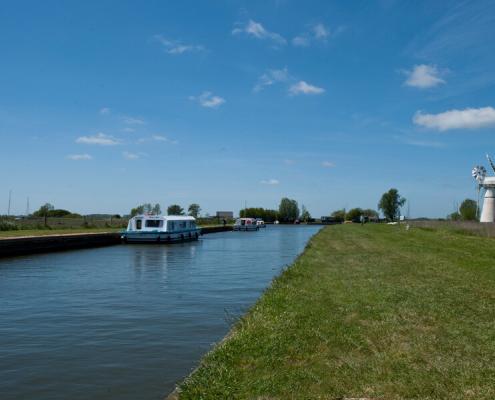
[{"left": 472, "top": 155, "right": 495, "bottom": 222}]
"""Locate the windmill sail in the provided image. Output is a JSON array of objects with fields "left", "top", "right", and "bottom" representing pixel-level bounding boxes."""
[{"left": 487, "top": 154, "right": 495, "bottom": 174}]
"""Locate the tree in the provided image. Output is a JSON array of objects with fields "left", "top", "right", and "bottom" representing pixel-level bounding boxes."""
[
  {"left": 330, "top": 209, "right": 346, "bottom": 221},
  {"left": 34, "top": 203, "right": 54, "bottom": 227},
  {"left": 152, "top": 203, "right": 161, "bottom": 215},
  {"left": 363, "top": 209, "right": 379, "bottom": 219},
  {"left": 448, "top": 211, "right": 461, "bottom": 221},
  {"left": 188, "top": 203, "right": 201, "bottom": 218},
  {"left": 130, "top": 203, "right": 161, "bottom": 216},
  {"left": 300, "top": 205, "right": 311, "bottom": 223},
  {"left": 378, "top": 188, "right": 406, "bottom": 221},
  {"left": 346, "top": 208, "right": 363, "bottom": 221},
  {"left": 278, "top": 198, "right": 299, "bottom": 222},
  {"left": 459, "top": 199, "right": 477, "bottom": 221},
  {"left": 167, "top": 204, "right": 185, "bottom": 215}
]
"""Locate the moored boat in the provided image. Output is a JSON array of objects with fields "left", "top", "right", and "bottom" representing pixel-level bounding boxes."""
[
  {"left": 256, "top": 218, "right": 266, "bottom": 228},
  {"left": 122, "top": 215, "right": 201, "bottom": 243},
  {"left": 233, "top": 217, "right": 259, "bottom": 231}
]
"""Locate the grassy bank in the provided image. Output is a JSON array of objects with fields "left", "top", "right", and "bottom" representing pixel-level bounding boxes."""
[
  {"left": 0, "top": 228, "right": 121, "bottom": 238},
  {"left": 177, "top": 224, "right": 495, "bottom": 399}
]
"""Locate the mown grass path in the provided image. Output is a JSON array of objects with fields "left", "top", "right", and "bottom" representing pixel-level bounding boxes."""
[{"left": 177, "top": 224, "right": 495, "bottom": 399}]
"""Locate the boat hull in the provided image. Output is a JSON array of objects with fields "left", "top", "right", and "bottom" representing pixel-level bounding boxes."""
[
  {"left": 121, "top": 229, "right": 201, "bottom": 244},
  {"left": 233, "top": 225, "right": 259, "bottom": 231}
]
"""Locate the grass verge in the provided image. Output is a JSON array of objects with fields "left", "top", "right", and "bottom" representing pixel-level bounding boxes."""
[{"left": 177, "top": 224, "right": 495, "bottom": 399}]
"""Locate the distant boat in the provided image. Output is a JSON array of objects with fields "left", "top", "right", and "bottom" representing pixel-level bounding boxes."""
[
  {"left": 255, "top": 218, "right": 266, "bottom": 228},
  {"left": 233, "top": 217, "right": 259, "bottom": 231},
  {"left": 122, "top": 215, "right": 201, "bottom": 243}
]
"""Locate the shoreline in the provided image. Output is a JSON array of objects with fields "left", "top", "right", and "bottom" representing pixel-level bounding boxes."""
[
  {"left": 0, "top": 226, "right": 233, "bottom": 258},
  {"left": 172, "top": 224, "right": 495, "bottom": 399}
]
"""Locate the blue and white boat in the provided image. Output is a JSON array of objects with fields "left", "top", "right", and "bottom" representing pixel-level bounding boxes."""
[
  {"left": 233, "top": 217, "right": 259, "bottom": 231},
  {"left": 122, "top": 215, "right": 201, "bottom": 243}
]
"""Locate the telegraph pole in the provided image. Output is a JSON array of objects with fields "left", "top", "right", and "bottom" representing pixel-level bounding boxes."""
[{"left": 7, "top": 189, "right": 12, "bottom": 216}]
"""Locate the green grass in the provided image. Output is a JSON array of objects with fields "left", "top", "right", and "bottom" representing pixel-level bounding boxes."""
[
  {"left": 0, "top": 228, "right": 121, "bottom": 238},
  {"left": 177, "top": 224, "right": 495, "bottom": 399}
]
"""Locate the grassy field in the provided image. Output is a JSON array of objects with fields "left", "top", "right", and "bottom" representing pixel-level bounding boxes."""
[{"left": 177, "top": 224, "right": 495, "bottom": 399}]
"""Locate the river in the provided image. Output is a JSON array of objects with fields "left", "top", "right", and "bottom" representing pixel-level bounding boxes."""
[{"left": 0, "top": 225, "right": 320, "bottom": 400}]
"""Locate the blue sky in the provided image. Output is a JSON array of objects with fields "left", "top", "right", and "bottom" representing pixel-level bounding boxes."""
[{"left": 2, "top": 0, "right": 495, "bottom": 217}]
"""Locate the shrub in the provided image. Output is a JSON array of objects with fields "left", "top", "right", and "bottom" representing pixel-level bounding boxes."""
[{"left": 0, "top": 220, "right": 19, "bottom": 231}]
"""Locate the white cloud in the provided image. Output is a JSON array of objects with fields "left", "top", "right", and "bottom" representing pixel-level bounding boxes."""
[
  {"left": 67, "top": 154, "right": 92, "bottom": 160},
  {"left": 413, "top": 107, "right": 495, "bottom": 131},
  {"left": 260, "top": 179, "right": 280, "bottom": 185},
  {"left": 123, "top": 116, "right": 145, "bottom": 125},
  {"left": 99, "top": 107, "right": 110, "bottom": 115},
  {"left": 289, "top": 81, "right": 325, "bottom": 95},
  {"left": 76, "top": 133, "right": 120, "bottom": 146},
  {"left": 322, "top": 161, "right": 335, "bottom": 168},
  {"left": 232, "top": 20, "right": 287, "bottom": 45},
  {"left": 190, "top": 91, "right": 226, "bottom": 109},
  {"left": 254, "top": 67, "right": 289, "bottom": 92},
  {"left": 137, "top": 135, "right": 178, "bottom": 144},
  {"left": 313, "top": 23, "right": 330, "bottom": 39},
  {"left": 293, "top": 23, "right": 339, "bottom": 47},
  {"left": 403, "top": 64, "right": 445, "bottom": 88},
  {"left": 404, "top": 139, "right": 444, "bottom": 148},
  {"left": 153, "top": 35, "right": 205, "bottom": 54},
  {"left": 122, "top": 127, "right": 135, "bottom": 133},
  {"left": 292, "top": 35, "right": 310, "bottom": 47},
  {"left": 123, "top": 151, "right": 140, "bottom": 160}
]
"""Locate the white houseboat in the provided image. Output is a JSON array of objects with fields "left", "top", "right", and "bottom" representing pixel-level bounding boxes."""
[
  {"left": 233, "top": 217, "right": 259, "bottom": 231},
  {"left": 122, "top": 215, "right": 201, "bottom": 243},
  {"left": 256, "top": 218, "right": 266, "bottom": 228}
]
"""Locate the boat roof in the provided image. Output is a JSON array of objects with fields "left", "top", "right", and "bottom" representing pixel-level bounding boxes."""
[{"left": 132, "top": 214, "right": 196, "bottom": 221}]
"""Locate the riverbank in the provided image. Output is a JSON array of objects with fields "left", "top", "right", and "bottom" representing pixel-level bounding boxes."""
[
  {"left": 0, "top": 226, "right": 233, "bottom": 258},
  {"left": 176, "top": 224, "right": 495, "bottom": 399}
]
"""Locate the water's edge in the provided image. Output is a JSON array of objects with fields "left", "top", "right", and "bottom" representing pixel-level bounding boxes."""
[{"left": 164, "top": 227, "right": 322, "bottom": 400}]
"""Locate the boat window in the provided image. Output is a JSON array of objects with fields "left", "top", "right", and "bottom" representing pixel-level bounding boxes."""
[
  {"left": 167, "top": 221, "right": 175, "bottom": 231},
  {"left": 136, "top": 219, "right": 142, "bottom": 230},
  {"left": 179, "top": 221, "right": 186, "bottom": 229},
  {"left": 145, "top": 220, "right": 162, "bottom": 228}
]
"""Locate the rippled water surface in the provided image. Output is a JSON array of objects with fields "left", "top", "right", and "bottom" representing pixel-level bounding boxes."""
[{"left": 0, "top": 225, "right": 320, "bottom": 400}]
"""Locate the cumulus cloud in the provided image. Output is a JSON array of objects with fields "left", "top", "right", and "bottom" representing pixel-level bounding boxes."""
[
  {"left": 189, "top": 91, "right": 226, "bottom": 108},
  {"left": 260, "top": 179, "right": 280, "bottom": 185},
  {"left": 232, "top": 20, "right": 286, "bottom": 45},
  {"left": 122, "top": 151, "right": 140, "bottom": 160},
  {"left": 413, "top": 107, "right": 495, "bottom": 131},
  {"left": 138, "top": 135, "right": 178, "bottom": 144},
  {"left": 153, "top": 35, "right": 205, "bottom": 54},
  {"left": 403, "top": 64, "right": 445, "bottom": 88},
  {"left": 312, "top": 23, "right": 330, "bottom": 39},
  {"left": 123, "top": 116, "right": 145, "bottom": 125},
  {"left": 99, "top": 107, "right": 110, "bottom": 115},
  {"left": 254, "top": 67, "right": 289, "bottom": 92},
  {"left": 292, "top": 35, "right": 310, "bottom": 47},
  {"left": 76, "top": 133, "right": 120, "bottom": 146},
  {"left": 292, "top": 23, "right": 340, "bottom": 47},
  {"left": 289, "top": 81, "right": 325, "bottom": 95},
  {"left": 322, "top": 161, "right": 335, "bottom": 168},
  {"left": 67, "top": 154, "right": 92, "bottom": 160}
]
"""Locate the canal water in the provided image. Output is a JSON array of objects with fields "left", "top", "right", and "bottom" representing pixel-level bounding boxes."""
[{"left": 0, "top": 225, "right": 320, "bottom": 400}]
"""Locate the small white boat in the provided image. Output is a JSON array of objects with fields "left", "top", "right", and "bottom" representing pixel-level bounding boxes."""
[
  {"left": 122, "top": 215, "right": 201, "bottom": 243},
  {"left": 233, "top": 217, "right": 259, "bottom": 231},
  {"left": 256, "top": 218, "right": 266, "bottom": 228}
]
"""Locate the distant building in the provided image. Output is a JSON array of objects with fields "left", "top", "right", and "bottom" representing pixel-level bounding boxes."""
[{"left": 216, "top": 211, "right": 234, "bottom": 219}]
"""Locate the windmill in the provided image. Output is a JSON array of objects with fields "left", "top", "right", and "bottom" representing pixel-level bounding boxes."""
[{"left": 472, "top": 155, "right": 495, "bottom": 222}]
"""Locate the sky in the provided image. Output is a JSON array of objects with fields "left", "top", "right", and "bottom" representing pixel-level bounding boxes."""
[{"left": 1, "top": 0, "right": 495, "bottom": 218}]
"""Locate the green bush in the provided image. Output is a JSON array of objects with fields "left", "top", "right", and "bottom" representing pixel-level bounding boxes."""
[{"left": 0, "top": 220, "right": 19, "bottom": 231}]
